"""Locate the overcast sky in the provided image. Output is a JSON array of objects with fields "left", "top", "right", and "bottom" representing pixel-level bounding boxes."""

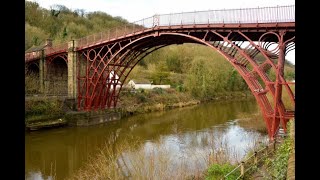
[{"left": 28, "top": 0, "right": 295, "bottom": 64}]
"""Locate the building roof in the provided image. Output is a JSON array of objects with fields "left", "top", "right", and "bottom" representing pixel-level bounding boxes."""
[
  {"left": 25, "top": 44, "right": 46, "bottom": 53},
  {"left": 130, "top": 79, "right": 151, "bottom": 84}
]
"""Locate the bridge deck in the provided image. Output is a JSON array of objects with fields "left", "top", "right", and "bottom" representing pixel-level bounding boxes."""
[{"left": 25, "top": 5, "right": 295, "bottom": 62}]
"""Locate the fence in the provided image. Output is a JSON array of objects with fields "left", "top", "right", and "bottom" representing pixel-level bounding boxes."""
[{"left": 223, "top": 140, "right": 278, "bottom": 179}]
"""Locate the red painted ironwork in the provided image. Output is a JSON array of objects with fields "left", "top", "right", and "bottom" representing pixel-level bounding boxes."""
[
  {"left": 25, "top": 5, "right": 295, "bottom": 140},
  {"left": 25, "top": 42, "right": 68, "bottom": 63}
]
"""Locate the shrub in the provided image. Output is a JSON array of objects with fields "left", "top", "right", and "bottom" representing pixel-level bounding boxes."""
[
  {"left": 152, "top": 87, "right": 163, "bottom": 94},
  {"left": 176, "top": 84, "right": 185, "bottom": 92},
  {"left": 137, "top": 94, "right": 147, "bottom": 103},
  {"left": 25, "top": 98, "right": 64, "bottom": 119},
  {"left": 267, "top": 135, "right": 293, "bottom": 179},
  {"left": 205, "top": 163, "right": 240, "bottom": 180}
]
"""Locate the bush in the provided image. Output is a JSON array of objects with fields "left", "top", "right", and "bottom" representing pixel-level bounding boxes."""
[
  {"left": 137, "top": 94, "right": 147, "bottom": 103},
  {"left": 25, "top": 72, "right": 40, "bottom": 95},
  {"left": 205, "top": 163, "right": 240, "bottom": 180},
  {"left": 138, "top": 88, "right": 145, "bottom": 93},
  {"left": 176, "top": 84, "right": 185, "bottom": 92},
  {"left": 25, "top": 98, "right": 64, "bottom": 119},
  {"left": 152, "top": 87, "right": 164, "bottom": 94},
  {"left": 264, "top": 120, "right": 294, "bottom": 180}
]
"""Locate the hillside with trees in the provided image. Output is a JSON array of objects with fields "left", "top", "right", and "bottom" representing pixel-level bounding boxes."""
[{"left": 25, "top": 1, "right": 130, "bottom": 50}]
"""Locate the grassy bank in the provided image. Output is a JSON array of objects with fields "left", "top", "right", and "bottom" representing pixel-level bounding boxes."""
[
  {"left": 118, "top": 88, "right": 251, "bottom": 116},
  {"left": 25, "top": 96, "right": 65, "bottom": 121},
  {"left": 239, "top": 119, "right": 295, "bottom": 179},
  {"left": 264, "top": 120, "right": 294, "bottom": 179},
  {"left": 25, "top": 88, "right": 252, "bottom": 130}
]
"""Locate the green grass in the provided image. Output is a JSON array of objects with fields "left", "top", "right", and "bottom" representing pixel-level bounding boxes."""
[
  {"left": 25, "top": 97, "right": 65, "bottom": 123},
  {"left": 244, "top": 120, "right": 295, "bottom": 180},
  {"left": 265, "top": 120, "right": 294, "bottom": 179},
  {"left": 205, "top": 163, "right": 240, "bottom": 180}
]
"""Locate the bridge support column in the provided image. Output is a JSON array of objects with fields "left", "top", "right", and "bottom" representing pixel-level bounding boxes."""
[
  {"left": 67, "top": 40, "right": 78, "bottom": 107},
  {"left": 39, "top": 50, "right": 45, "bottom": 94},
  {"left": 272, "top": 31, "right": 287, "bottom": 140}
]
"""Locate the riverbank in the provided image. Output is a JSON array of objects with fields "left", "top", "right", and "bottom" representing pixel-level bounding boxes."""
[
  {"left": 238, "top": 119, "right": 295, "bottom": 179},
  {"left": 26, "top": 98, "right": 263, "bottom": 180},
  {"left": 202, "top": 119, "right": 295, "bottom": 180},
  {"left": 25, "top": 89, "right": 252, "bottom": 131}
]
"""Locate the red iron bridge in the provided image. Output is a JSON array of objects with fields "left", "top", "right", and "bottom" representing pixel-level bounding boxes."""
[{"left": 25, "top": 5, "right": 295, "bottom": 140}]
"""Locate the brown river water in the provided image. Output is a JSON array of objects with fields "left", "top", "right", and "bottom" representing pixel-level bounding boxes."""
[{"left": 25, "top": 99, "right": 268, "bottom": 180}]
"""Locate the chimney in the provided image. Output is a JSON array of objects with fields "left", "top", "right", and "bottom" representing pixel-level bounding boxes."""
[{"left": 45, "top": 39, "right": 52, "bottom": 47}]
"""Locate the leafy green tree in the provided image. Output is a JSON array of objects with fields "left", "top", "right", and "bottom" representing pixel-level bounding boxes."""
[
  {"left": 151, "top": 71, "right": 170, "bottom": 85},
  {"left": 74, "top": 9, "right": 86, "bottom": 17},
  {"left": 150, "top": 61, "right": 170, "bottom": 85},
  {"left": 226, "top": 69, "right": 248, "bottom": 91},
  {"left": 25, "top": 1, "right": 44, "bottom": 27},
  {"left": 185, "top": 57, "right": 216, "bottom": 98},
  {"left": 25, "top": 23, "right": 48, "bottom": 50},
  {"left": 165, "top": 51, "right": 182, "bottom": 73},
  {"left": 62, "top": 27, "right": 68, "bottom": 39}
]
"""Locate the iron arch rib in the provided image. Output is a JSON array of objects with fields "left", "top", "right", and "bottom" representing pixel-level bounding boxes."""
[
  {"left": 84, "top": 34, "right": 196, "bottom": 110},
  {"left": 78, "top": 30, "right": 294, "bottom": 140}
]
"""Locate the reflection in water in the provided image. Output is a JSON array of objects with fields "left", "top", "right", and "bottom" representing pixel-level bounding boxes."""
[
  {"left": 116, "top": 124, "right": 267, "bottom": 178},
  {"left": 25, "top": 99, "right": 267, "bottom": 180},
  {"left": 25, "top": 170, "right": 54, "bottom": 180}
]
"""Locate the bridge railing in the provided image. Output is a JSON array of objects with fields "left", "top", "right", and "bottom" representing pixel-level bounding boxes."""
[
  {"left": 44, "top": 42, "right": 68, "bottom": 56},
  {"left": 76, "top": 5, "right": 294, "bottom": 48},
  {"left": 25, "top": 42, "right": 69, "bottom": 62},
  {"left": 25, "top": 51, "right": 42, "bottom": 62},
  {"left": 158, "top": 5, "right": 294, "bottom": 25},
  {"left": 76, "top": 16, "right": 153, "bottom": 48},
  {"left": 26, "top": 5, "right": 295, "bottom": 59}
]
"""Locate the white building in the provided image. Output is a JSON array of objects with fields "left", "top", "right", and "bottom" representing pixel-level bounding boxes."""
[
  {"left": 127, "top": 79, "right": 170, "bottom": 90},
  {"left": 107, "top": 71, "right": 121, "bottom": 89},
  {"left": 128, "top": 79, "right": 152, "bottom": 89}
]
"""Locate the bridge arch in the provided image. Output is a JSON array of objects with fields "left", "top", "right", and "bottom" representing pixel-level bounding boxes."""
[
  {"left": 79, "top": 30, "right": 294, "bottom": 139},
  {"left": 46, "top": 55, "right": 68, "bottom": 95},
  {"left": 25, "top": 62, "right": 40, "bottom": 75},
  {"left": 25, "top": 62, "right": 40, "bottom": 94}
]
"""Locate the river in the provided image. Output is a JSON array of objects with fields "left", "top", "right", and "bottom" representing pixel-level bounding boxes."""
[{"left": 25, "top": 99, "right": 268, "bottom": 180}]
